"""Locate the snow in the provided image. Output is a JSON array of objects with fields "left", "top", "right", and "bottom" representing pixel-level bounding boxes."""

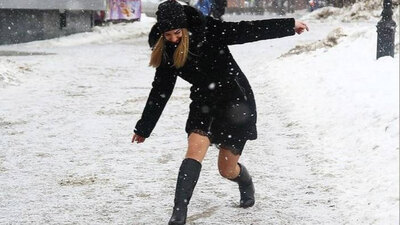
[
  {"left": 0, "top": 9, "right": 399, "bottom": 225},
  {"left": 251, "top": 25, "right": 399, "bottom": 225}
]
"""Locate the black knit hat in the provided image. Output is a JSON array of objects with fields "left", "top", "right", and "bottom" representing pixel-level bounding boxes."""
[{"left": 156, "top": 0, "right": 187, "bottom": 33}]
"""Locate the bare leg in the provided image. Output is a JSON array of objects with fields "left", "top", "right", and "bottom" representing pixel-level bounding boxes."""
[
  {"left": 185, "top": 132, "right": 210, "bottom": 162},
  {"left": 218, "top": 147, "right": 240, "bottom": 179},
  {"left": 169, "top": 132, "right": 210, "bottom": 225},
  {"left": 218, "top": 147, "right": 255, "bottom": 208}
]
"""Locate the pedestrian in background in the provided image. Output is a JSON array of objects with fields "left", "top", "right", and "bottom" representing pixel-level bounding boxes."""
[
  {"left": 195, "top": 0, "right": 213, "bottom": 16},
  {"left": 211, "top": 0, "right": 226, "bottom": 20},
  {"left": 132, "top": 1, "right": 308, "bottom": 224}
]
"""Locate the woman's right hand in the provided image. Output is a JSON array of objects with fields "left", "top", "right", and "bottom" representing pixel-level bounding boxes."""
[
  {"left": 294, "top": 20, "right": 309, "bottom": 34},
  {"left": 132, "top": 134, "right": 146, "bottom": 144}
]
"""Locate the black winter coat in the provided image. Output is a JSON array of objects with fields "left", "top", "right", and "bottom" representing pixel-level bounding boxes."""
[{"left": 134, "top": 6, "right": 295, "bottom": 144}]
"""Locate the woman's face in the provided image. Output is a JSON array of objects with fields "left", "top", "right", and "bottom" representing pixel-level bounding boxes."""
[{"left": 164, "top": 29, "right": 182, "bottom": 44}]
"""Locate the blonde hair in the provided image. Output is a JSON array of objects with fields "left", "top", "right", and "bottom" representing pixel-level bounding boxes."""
[{"left": 149, "top": 28, "right": 189, "bottom": 69}]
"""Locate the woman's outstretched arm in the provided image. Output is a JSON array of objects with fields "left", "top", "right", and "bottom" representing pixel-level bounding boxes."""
[
  {"left": 133, "top": 67, "right": 177, "bottom": 139},
  {"left": 207, "top": 17, "right": 308, "bottom": 45}
]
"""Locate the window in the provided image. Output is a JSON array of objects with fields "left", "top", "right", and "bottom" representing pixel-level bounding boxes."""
[{"left": 59, "top": 10, "right": 67, "bottom": 29}]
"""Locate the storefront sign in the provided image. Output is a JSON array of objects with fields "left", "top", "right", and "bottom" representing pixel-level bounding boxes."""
[{"left": 106, "top": 0, "right": 141, "bottom": 20}]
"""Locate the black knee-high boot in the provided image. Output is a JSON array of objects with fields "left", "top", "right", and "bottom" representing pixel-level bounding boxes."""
[
  {"left": 168, "top": 158, "right": 202, "bottom": 225},
  {"left": 230, "top": 163, "right": 255, "bottom": 208}
]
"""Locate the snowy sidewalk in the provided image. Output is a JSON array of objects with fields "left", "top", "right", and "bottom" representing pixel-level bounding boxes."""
[{"left": 1, "top": 13, "right": 398, "bottom": 225}]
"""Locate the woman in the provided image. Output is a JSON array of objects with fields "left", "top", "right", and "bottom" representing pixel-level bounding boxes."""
[
  {"left": 132, "top": 1, "right": 308, "bottom": 224},
  {"left": 212, "top": 0, "right": 226, "bottom": 20}
]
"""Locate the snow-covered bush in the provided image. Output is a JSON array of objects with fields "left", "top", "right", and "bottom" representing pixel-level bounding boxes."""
[
  {"left": 303, "top": 0, "right": 399, "bottom": 22},
  {"left": 280, "top": 28, "right": 347, "bottom": 57}
]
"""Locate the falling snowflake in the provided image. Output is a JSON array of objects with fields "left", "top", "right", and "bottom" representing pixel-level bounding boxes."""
[{"left": 208, "top": 82, "right": 216, "bottom": 90}]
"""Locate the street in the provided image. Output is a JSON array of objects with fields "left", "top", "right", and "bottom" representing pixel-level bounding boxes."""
[{"left": 0, "top": 12, "right": 398, "bottom": 224}]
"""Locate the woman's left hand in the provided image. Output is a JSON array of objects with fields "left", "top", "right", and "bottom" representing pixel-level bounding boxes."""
[
  {"left": 132, "top": 134, "right": 146, "bottom": 144},
  {"left": 295, "top": 20, "right": 309, "bottom": 34}
]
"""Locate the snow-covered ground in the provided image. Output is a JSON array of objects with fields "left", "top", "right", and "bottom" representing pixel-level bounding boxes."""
[{"left": 0, "top": 9, "right": 398, "bottom": 225}]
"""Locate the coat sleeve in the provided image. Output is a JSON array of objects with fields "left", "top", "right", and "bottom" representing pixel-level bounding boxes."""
[
  {"left": 207, "top": 17, "right": 295, "bottom": 45},
  {"left": 134, "top": 67, "right": 177, "bottom": 138}
]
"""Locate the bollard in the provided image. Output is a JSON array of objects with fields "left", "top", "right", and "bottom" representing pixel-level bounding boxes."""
[{"left": 376, "top": 0, "right": 397, "bottom": 59}]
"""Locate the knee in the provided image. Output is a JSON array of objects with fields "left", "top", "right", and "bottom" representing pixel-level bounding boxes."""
[{"left": 218, "top": 167, "right": 237, "bottom": 180}]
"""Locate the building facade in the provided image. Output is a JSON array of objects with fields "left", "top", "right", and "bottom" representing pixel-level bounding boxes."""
[{"left": 0, "top": 0, "right": 106, "bottom": 45}]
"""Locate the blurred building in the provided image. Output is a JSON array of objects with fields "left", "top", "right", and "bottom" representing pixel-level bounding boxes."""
[
  {"left": 226, "top": 0, "right": 307, "bottom": 15},
  {"left": 0, "top": 0, "right": 106, "bottom": 45}
]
